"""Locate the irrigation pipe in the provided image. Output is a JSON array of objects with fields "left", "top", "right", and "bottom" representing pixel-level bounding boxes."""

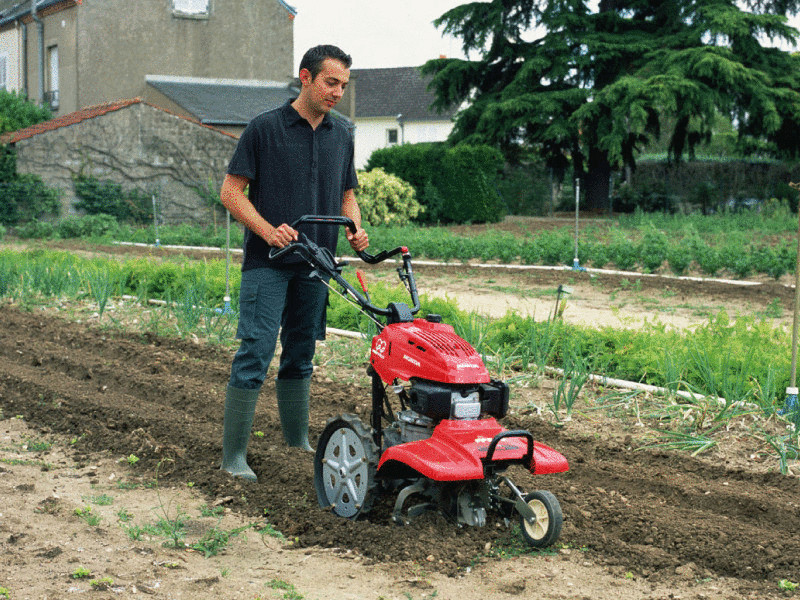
[{"left": 111, "top": 241, "right": 774, "bottom": 289}]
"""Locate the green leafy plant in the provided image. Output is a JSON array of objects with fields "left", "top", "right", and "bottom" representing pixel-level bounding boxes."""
[
  {"left": 71, "top": 567, "right": 91, "bottom": 579},
  {"left": 356, "top": 167, "right": 423, "bottom": 226},
  {"left": 89, "top": 577, "right": 114, "bottom": 590},
  {"left": 74, "top": 506, "right": 102, "bottom": 527}
]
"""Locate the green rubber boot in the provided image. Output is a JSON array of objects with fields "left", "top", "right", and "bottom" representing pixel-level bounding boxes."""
[
  {"left": 221, "top": 385, "right": 259, "bottom": 481},
  {"left": 276, "top": 378, "right": 313, "bottom": 451}
]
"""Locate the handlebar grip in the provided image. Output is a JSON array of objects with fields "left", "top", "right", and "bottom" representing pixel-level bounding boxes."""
[
  {"left": 357, "top": 246, "right": 406, "bottom": 264},
  {"left": 290, "top": 215, "right": 357, "bottom": 235}
]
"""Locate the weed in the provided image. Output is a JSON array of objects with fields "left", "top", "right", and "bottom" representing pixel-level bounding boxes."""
[
  {"left": 23, "top": 438, "right": 52, "bottom": 452},
  {"left": 116, "top": 480, "right": 141, "bottom": 490},
  {"left": 74, "top": 506, "right": 102, "bottom": 527},
  {"left": 84, "top": 493, "right": 114, "bottom": 506},
  {"left": 192, "top": 522, "right": 252, "bottom": 557},
  {"left": 125, "top": 454, "right": 140, "bottom": 466},
  {"left": 779, "top": 579, "right": 799, "bottom": 591},
  {"left": 116, "top": 508, "right": 134, "bottom": 522},
  {"left": 89, "top": 577, "right": 114, "bottom": 590},
  {"left": 72, "top": 567, "right": 91, "bottom": 579},
  {"left": 199, "top": 503, "right": 225, "bottom": 518},
  {"left": 0, "top": 587, "right": 9, "bottom": 599},
  {"left": 267, "top": 579, "right": 305, "bottom": 600}
]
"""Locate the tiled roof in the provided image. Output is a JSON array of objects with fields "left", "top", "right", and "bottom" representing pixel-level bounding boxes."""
[
  {"left": 350, "top": 66, "right": 457, "bottom": 122},
  {"left": 1, "top": 98, "right": 237, "bottom": 144},
  {"left": 0, "top": 0, "right": 65, "bottom": 26},
  {"left": 146, "top": 75, "right": 299, "bottom": 126}
]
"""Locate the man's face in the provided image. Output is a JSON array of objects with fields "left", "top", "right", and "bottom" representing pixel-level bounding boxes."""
[{"left": 301, "top": 58, "right": 349, "bottom": 115}]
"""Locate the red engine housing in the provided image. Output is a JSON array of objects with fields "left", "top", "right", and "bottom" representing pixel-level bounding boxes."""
[{"left": 370, "top": 318, "right": 490, "bottom": 385}]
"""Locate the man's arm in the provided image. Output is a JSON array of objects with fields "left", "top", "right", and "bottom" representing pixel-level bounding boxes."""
[
  {"left": 220, "top": 174, "right": 297, "bottom": 248},
  {"left": 341, "top": 188, "right": 369, "bottom": 251}
]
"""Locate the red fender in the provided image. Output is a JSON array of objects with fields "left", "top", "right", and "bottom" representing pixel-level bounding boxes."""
[{"left": 377, "top": 418, "right": 569, "bottom": 481}]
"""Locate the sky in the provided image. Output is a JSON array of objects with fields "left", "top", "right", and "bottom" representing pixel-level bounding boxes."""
[
  {"left": 289, "top": 1, "right": 800, "bottom": 72},
  {"left": 290, "top": 0, "right": 472, "bottom": 71}
]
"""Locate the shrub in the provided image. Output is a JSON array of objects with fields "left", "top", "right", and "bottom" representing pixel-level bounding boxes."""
[
  {"left": 437, "top": 145, "right": 506, "bottom": 224},
  {"left": 0, "top": 174, "right": 61, "bottom": 225},
  {"left": 57, "top": 214, "right": 120, "bottom": 239},
  {"left": 365, "top": 142, "right": 505, "bottom": 224},
  {"left": 365, "top": 142, "right": 446, "bottom": 194},
  {"left": 355, "top": 168, "right": 423, "bottom": 226},
  {"left": 638, "top": 225, "right": 669, "bottom": 272},
  {"left": 73, "top": 175, "right": 151, "bottom": 224},
  {"left": 16, "top": 220, "right": 55, "bottom": 239}
]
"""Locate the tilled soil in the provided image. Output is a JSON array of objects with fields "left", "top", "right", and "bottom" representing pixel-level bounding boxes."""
[{"left": 2, "top": 304, "right": 799, "bottom": 599}]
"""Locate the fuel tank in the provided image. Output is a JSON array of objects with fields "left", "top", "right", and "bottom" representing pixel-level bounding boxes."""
[{"left": 370, "top": 318, "right": 490, "bottom": 385}]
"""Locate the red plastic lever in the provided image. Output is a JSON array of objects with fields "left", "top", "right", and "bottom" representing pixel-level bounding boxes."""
[{"left": 356, "top": 270, "right": 369, "bottom": 293}]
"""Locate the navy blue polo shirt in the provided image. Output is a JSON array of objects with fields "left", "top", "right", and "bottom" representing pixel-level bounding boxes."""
[{"left": 227, "top": 99, "right": 358, "bottom": 270}]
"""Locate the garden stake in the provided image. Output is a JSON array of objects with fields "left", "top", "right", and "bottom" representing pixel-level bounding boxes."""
[
  {"left": 152, "top": 195, "right": 160, "bottom": 248},
  {"left": 223, "top": 209, "right": 231, "bottom": 313},
  {"left": 215, "top": 210, "right": 233, "bottom": 315},
  {"left": 782, "top": 181, "right": 800, "bottom": 416},
  {"left": 572, "top": 177, "right": 585, "bottom": 271}
]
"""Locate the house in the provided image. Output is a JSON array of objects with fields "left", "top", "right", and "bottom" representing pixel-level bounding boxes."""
[
  {"left": 0, "top": 0, "right": 296, "bottom": 116},
  {"left": 0, "top": 0, "right": 296, "bottom": 226},
  {"left": 1, "top": 98, "right": 238, "bottom": 224},
  {"left": 338, "top": 66, "right": 458, "bottom": 169}
]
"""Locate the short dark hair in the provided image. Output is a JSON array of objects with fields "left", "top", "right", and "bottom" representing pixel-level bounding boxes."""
[{"left": 299, "top": 45, "right": 352, "bottom": 79}]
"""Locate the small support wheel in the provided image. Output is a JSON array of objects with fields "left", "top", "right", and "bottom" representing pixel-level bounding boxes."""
[
  {"left": 314, "top": 414, "right": 379, "bottom": 519},
  {"left": 519, "top": 490, "right": 563, "bottom": 548}
]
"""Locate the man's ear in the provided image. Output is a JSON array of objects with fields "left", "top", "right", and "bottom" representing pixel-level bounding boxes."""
[{"left": 299, "top": 68, "right": 313, "bottom": 86}]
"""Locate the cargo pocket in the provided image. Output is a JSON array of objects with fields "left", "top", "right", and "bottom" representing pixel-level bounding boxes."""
[{"left": 235, "top": 274, "right": 260, "bottom": 340}]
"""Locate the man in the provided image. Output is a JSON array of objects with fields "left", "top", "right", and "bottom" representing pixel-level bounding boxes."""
[{"left": 220, "top": 45, "right": 368, "bottom": 481}]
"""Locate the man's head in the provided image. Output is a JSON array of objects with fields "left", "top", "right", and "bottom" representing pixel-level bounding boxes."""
[
  {"left": 296, "top": 45, "right": 351, "bottom": 118},
  {"left": 298, "top": 45, "right": 352, "bottom": 80}
]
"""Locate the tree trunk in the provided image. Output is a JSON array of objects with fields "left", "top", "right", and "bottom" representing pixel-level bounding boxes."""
[{"left": 584, "top": 147, "right": 612, "bottom": 211}]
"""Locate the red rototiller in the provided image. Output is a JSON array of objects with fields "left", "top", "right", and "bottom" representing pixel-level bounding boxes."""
[{"left": 271, "top": 216, "right": 569, "bottom": 547}]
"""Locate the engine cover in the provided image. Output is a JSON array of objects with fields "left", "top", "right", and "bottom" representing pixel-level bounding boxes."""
[{"left": 370, "top": 318, "right": 490, "bottom": 385}]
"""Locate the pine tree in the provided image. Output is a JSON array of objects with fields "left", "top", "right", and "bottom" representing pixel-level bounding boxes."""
[{"left": 423, "top": 0, "right": 800, "bottom": 209}]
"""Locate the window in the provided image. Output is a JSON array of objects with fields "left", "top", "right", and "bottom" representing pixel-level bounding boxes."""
[
  {"left": 173, "top": 0, "right": 210, "bottom": 17},
  {"left": 46, "top": 45, "right": 59, "bottom": 109},
  {"left": 0, "top": 54, "right": 7, "bottom": 91},
  {"left": 387, "top": 128, "right": 398, "bottom": 145}
]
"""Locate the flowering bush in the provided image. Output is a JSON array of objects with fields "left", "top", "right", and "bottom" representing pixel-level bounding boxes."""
[{"left": 356, "top": 168, "right": 423, "bottom": 226}]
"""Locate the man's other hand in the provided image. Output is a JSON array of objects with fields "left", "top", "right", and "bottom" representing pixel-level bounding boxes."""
[{"left": 346, "top": 227, "right": 369, "bottom": 252}]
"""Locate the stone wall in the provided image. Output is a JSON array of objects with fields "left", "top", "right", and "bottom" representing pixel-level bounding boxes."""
[{"left": 13, "top": 102, "right": 238, "bottom": 226}]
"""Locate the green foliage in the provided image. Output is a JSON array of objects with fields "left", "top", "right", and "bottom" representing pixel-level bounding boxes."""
[
  {"left": 57, "top": 214, "right": 121, "bottom": 239},
  {"left": 0, "top": 89, "right": 51, "bottom": 135},
  {"left": 0, "top": 174, "right": 61, "bottom": 226},
  {"left": 365, "top": 142, "right": 446, "bottom": 193},
  {"left": 423, "top": 1, "right": 800, "bottom": 210},
  {"left": 73, "top": 175, "right": 151, "bottom": 224},
  {"left": 365, "top": 142, "right": 505, "bottom": 223},
  {"left": 355, "top": 168, "right": 423, "bottom": 226},
  {"left": 437, "top": 145, "right": 505, "bottom": 224},
  {"left": 638, "top": 225, "right": 670, "bottom": 273}
]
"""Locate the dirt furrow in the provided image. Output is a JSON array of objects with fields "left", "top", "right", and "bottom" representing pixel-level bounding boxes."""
[{"left": 1, "top": 304, "right": 799, "bottom": 591}]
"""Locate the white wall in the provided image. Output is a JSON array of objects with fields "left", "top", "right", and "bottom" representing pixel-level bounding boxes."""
[{"left": 354, "top": 116, "right": 453, "bottom": 169}]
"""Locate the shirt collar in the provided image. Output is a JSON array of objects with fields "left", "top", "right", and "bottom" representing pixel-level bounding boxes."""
[{"left": 283, "top": 99, "right": 333, "bottom": 129}]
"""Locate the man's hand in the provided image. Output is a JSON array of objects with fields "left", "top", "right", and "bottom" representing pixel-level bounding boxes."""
[
  {"left": 266, "top": 223, "right": 299, "bottom": 248},
  {"left": 346, "top": 226, "right": 369, "bottom": 252}
]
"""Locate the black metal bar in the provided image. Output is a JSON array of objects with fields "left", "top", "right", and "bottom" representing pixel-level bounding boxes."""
[{"left": 484, "top": 430, "right": 535, "bottom": 472}]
